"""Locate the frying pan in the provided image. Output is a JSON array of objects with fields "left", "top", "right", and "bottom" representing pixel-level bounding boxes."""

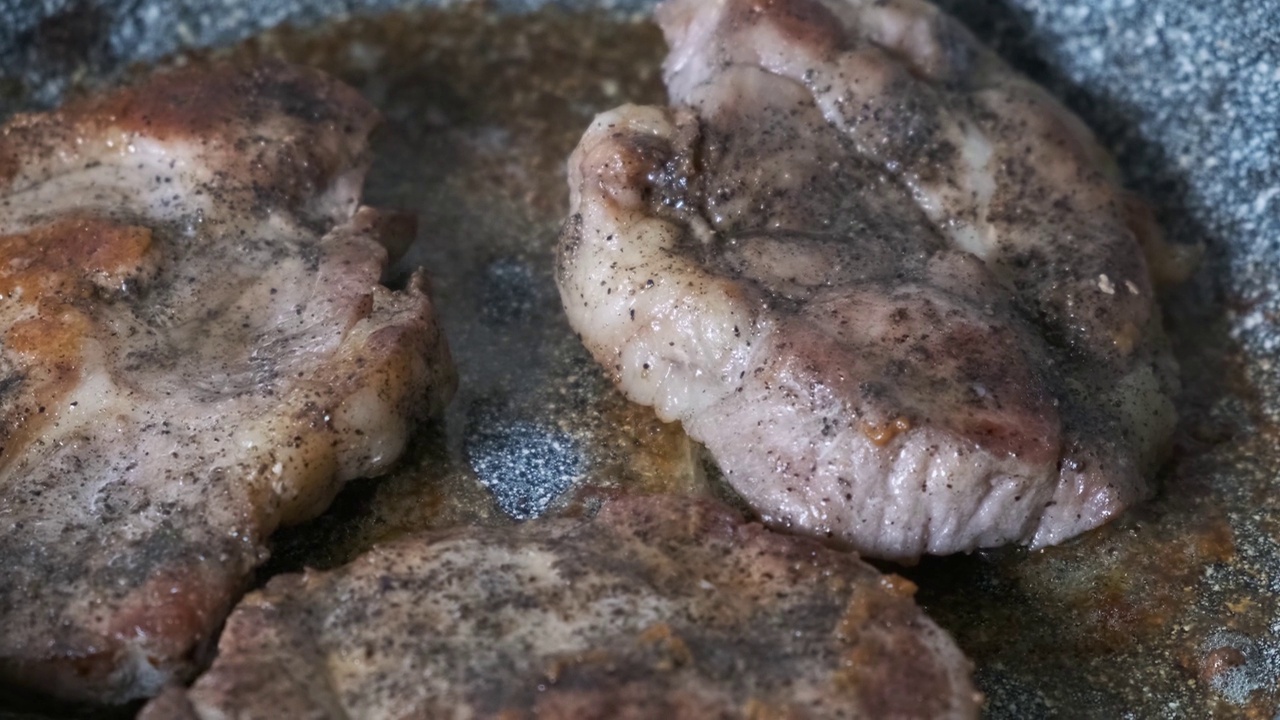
[{"left": 0, "top": 0, "right": 1277, "bottom": 717}]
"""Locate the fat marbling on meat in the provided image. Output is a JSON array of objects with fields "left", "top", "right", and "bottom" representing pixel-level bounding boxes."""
[
  {"left": 140, "top": 495, "right": 979, "bottom": 719},
  {"left": 0, "top": 62, "right": 455, "bottom": 702},
  {"left": 557, "top": 0, "right": 1179, "bottom": 560}
]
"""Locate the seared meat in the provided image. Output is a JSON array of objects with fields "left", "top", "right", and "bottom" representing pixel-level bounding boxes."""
[
  {"left": 140, "top": 495, "right": 979, "bottom": 719},
  {"left": 557, "top": 0, "right": 1178, "bottom": 560},
  {"left": 0, "top": 62, "right": 455, "bottom": 702}
]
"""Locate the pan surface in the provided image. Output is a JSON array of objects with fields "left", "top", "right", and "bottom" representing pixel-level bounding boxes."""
[{"left": 1, "top": 0, "right": 1277, "bottom": 717}]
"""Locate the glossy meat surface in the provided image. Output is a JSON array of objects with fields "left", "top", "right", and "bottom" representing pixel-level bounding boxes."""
[
  {"left": 557, "top": 0, "right": 1178, "bottom": 559},
  {"left": 141, "top": 495, "right": 979, "bottom": 719},
  {"left": 0, "top": 62, "right": 455, "bottom": 702}
]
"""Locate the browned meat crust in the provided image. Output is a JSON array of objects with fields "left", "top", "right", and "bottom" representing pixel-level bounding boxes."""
[
  {"left": 0, "top": 62, "right": 455, "bottom": 703},
  {"left": 557, "top": 0, "right": 1179, "bottom": 560},
  {"left": 141, "top": 495, "right": 979, "bottom": 719}
]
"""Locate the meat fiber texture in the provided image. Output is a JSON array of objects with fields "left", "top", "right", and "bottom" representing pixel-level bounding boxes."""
[
  {"left": 0, "top": 62, "right": 455, "bottom": 703},
  {"left": 141, "top": 495, "right": 979, "bottom": 720},
  {"left": 557, "top": 0, "right": 1180, "bottom": 561}
]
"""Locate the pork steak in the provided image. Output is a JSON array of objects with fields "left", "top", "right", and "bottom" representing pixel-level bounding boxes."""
[
  {"left": 0, "top": 62, "right": 455, "bottom": 702},
  {"left": 557, "top": 0, "right": 1179, "bottom": 560},
  {"left": 141, "top": 495, "right": 979, "bottom": 719}
]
